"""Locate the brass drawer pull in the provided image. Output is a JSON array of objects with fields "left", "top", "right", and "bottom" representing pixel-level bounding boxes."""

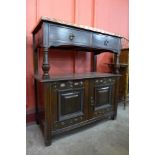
[
  {"left": 69, "top": 33, "right": 75, "bottom": 40},
  {"left": 104, "top": 40, "right": 109, "bottom": 46}
]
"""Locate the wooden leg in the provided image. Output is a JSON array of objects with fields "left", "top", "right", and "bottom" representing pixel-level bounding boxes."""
[
  {"left": 44, "top": 125, "right": 52, "bottom": 146},
  {"left": 43, "top": 83, "right": 52, "bottom": 146},
  {"left": 124, "top": 71, "right": 129, "bottom": 110},
  {"left": 34, "top": 79, "right": 39, "bottom": 124},
  {"left": 36, "top": 116, "right": 39, "bottom": 124},
  {"left": 44, "top": 137, "right": 52, "bottom": 146},
  {"left": 124, "top": 97, "right": 126, "bottom": 110},
  {"left": 111, "top": 113, "right": 117, "bottom": 120},
  {"left": 42, "top": 47, "right": 50, "bottom": 79}
]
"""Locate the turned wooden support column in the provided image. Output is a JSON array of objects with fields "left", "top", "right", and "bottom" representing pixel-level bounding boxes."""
[
  {"left": 42, "top": 47, "right": 50, "bottom": 79},
  {"left": 114, "top": 53, "right": 120, "bottom": 74},
  {"left": 112, "top": 53, "right": 120, "bottom": 119},
  {"left": 93, "top": 53, "right": 97, "bottom": 72}
]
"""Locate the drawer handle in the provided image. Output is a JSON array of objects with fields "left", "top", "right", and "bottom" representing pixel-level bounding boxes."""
[
  {"left": 100, "top": 87, "right": 109, "bottom": 90},
  {"left": 65, "top": 94, "right": 78, "bottom": 99},
  {"left": 99, "top": 90, "right": 108, "bottom": 93},
  {"left": 104, "top": 40, "right": 109, "bottom": 46},
  {"left": 69, "top": 33, "right": 75, "bottom": 40}
]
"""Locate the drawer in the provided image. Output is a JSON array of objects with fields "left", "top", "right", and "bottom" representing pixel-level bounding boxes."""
[
  {"left": 48, "top": 24, "right": 91, "bottom": 47},
  {"left": 92, "top": 33, "right": 120, "bottom": 52}
]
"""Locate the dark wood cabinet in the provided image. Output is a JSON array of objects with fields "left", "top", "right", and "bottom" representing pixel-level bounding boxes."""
[{"left": 32, "top": 17, "right": 122, "bottom": 146}]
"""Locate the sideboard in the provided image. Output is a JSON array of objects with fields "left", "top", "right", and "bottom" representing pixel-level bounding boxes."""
[{"left": 32, "top": 17, "right": 122, "bottom": 146}]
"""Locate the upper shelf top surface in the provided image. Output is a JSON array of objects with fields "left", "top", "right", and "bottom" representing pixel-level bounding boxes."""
[{"left": 32, "top": 16, "right": 122, "bottom": 38}]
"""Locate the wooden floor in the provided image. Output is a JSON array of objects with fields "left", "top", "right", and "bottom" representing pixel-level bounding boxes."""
[{"left": 26, "top": 103, "right": 129, "bottom": 155}]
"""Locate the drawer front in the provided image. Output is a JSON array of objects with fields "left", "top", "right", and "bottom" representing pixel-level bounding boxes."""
[
  {"left": 48, "top": 24, "right": 91, "bottom": 47},
  {"left": 92, "top": 33, "right": 120, "bottom": 52}
]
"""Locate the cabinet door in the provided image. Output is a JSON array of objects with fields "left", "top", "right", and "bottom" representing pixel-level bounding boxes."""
[
  {"left": 52, "top": 80, "right": 86, "bottom": 130},
  {"left": 89, "top": 78, "right": 115, "bottom": 118},
  {"left": 58, "top": 88, "right": 84, "bottom": 121}
]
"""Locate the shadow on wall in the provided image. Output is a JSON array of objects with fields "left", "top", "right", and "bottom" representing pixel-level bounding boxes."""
[{"left": 97, "top": 52, "right": 114, "bottom": 73}]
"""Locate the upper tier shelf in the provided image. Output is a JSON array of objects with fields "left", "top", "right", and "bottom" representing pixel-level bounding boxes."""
[
  {"left": 35, "top": 72, "right": 120, "bottom": 82},
  {"left": 32, "top": 17, "right": 122, "bottom": 54}
]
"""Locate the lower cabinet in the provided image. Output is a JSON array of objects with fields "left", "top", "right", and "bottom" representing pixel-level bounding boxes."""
[{"left": 36, "top": 76, "right": 118, "bottom": 146}]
